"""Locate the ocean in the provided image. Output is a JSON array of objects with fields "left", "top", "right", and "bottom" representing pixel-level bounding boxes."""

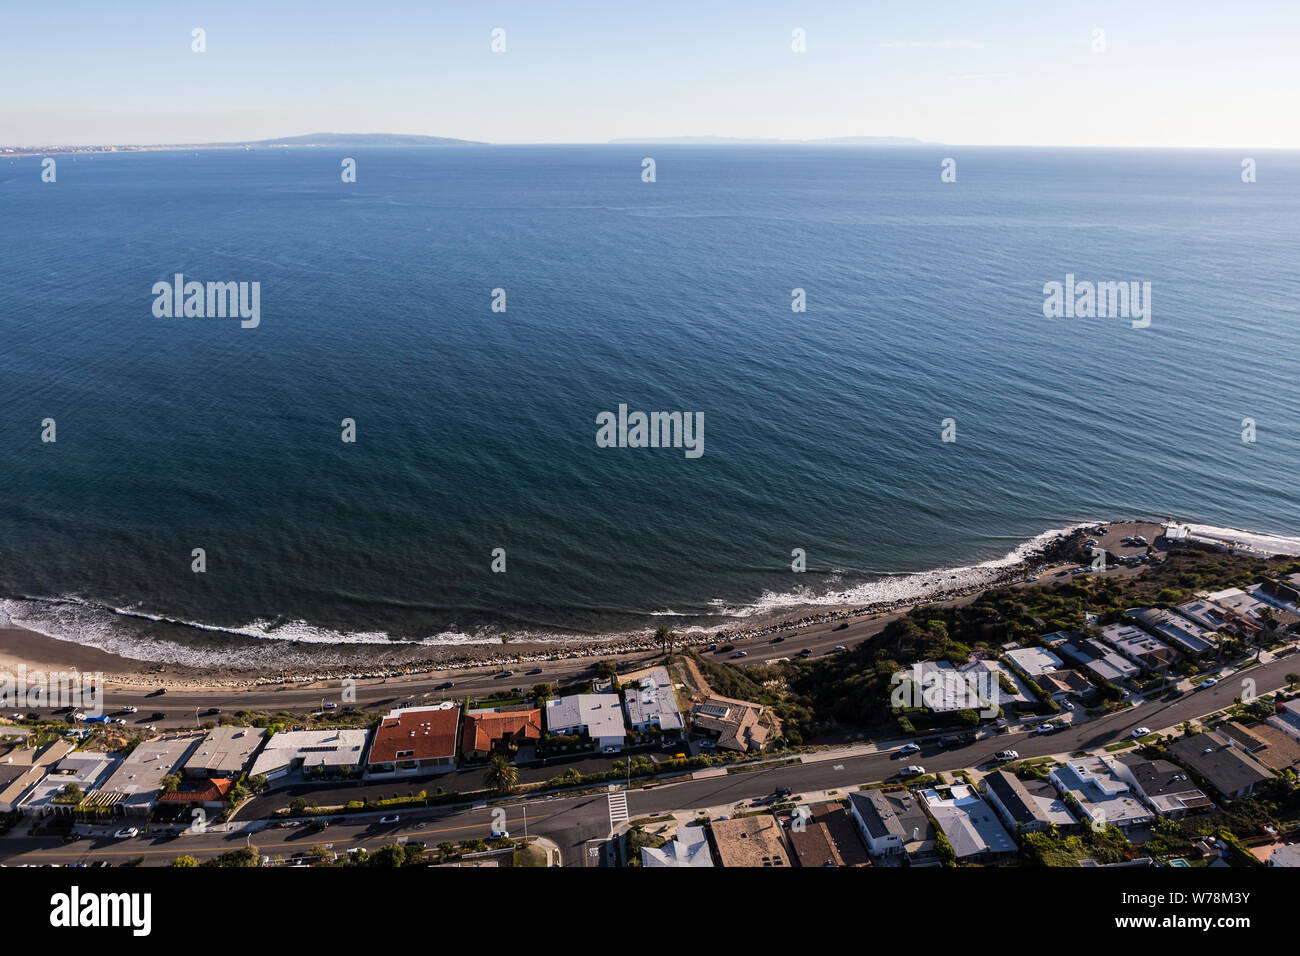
[{"left": 2, "top": 145, "right": 1298, "bottom": 667}]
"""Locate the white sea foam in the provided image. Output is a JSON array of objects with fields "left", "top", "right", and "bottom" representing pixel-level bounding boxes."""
[{"left": 1180, "top": 524, "right": 1300, "bottom": 556}]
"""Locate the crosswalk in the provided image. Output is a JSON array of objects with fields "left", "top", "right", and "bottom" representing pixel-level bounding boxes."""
[{"left": 607, "top": 790, "right": 629, "bottom": 829}]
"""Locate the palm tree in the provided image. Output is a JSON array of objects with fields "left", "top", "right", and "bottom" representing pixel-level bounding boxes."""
[
  {"left": 655, "top": 625, "right": 676, "bottom": 655},
  {"left": 484, "top": 754, "right": 518, "bottom": 795}
]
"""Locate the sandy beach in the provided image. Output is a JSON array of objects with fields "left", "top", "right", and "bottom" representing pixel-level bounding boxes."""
[{"left": 0, "top": 519, "right": 1171, "bottom": 692}]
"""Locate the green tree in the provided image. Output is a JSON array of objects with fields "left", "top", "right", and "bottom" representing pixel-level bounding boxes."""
[
  {"left": 159, "top": 773, "right": 180, "bottom": 795},
  {"left": 170, "top": 855, "right": 199, "bottom": 867},
  {"left": 531, "top": 683, "right": 554, "bottom": 706},
  {"left": 484, "top": 753, "right": 519, "bottom": 794}
]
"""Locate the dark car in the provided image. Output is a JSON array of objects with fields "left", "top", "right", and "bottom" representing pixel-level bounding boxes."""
[
  {"left": 205, "top": 708, "right": 221, "bottom": 715},
  {"left": 833, "top": 622, "right": 849, "bottom": 631},
  {"left": 774, "top": 785, "right": 792, "bottom": 797},
  {"left": 436, "top": 681, "right": 455, "bottom": 690},
  {"left": 527, "top": 668, "right": 543, "bottom": 675},
  {"left": 770, "top": 636, "right": 785, "bottom": 644},
  {"left": 716, "top": 644, "right": 735, "bottom": 654},
  {"left": 149, "top": 712, "right": 167, "bottom": 720}
]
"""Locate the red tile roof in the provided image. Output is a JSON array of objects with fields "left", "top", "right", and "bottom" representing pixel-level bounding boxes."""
[
  {"left": 461, "top": 709, "right": 542, "bottom": 757},
  {"left": 368, "top": 706, "right": 461, "bottom": 764},
  {"left": 157, "top": 777, "right": 233, "bottom": 803}
]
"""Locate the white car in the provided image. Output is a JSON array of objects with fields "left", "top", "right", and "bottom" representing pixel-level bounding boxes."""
[
  {"left": 897, "top": 743, "right": 921, "bottom": 756},
  {"left": 1201, "top": 677, "right": 1218, "bottom": 687},
  {"left": 122, "top": 706, "right": 138, "bottom": 714},
  {"left": 899, "top": 765, "right": 926, "bottom": 778},
  {"left": 1063, "top": 701, "right": 1074, "bottom": 710},
  {"left": 995, "top": 750, "right": 1019, "bottom": 762},
  {"left": 1132, "top": 727, "right": 1151, "bottom": 738},
  {"left": 114, "top": 827, "right": 139, "bottom": 839},
  {"left": 491, "top": 826, "right": 510, "bottom": 839}
]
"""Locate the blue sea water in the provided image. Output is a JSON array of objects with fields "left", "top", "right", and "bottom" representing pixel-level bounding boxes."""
[{"left": 1, "top": 145, "right": 1298, "bottom": 665}]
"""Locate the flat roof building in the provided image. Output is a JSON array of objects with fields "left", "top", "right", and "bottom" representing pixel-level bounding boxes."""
[
  {"left": 250, "top": 729, "right": 369, "bottom": 781},
  {"left": 544, "top": 693, "right": 626, "bottom": 750},
  {"left": 622, "top": 667, "right": 684, "bottom": 733},
  {"left": 89, "top": 735, "right": 204, "bottom": 817},
  {"left": 1004, "top": 646, "right": 1064, "bottom": 677},
  {"left": 183, "top": 726, "right": 266, "bottom": 779}
]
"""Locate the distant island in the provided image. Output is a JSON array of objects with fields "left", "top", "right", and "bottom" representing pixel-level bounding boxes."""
[
  {"left": 606, "top": 135, "right": 931, "bottom": 146},
  {"left": 1, "top": 132, "right": 485, "bottom": 156}
]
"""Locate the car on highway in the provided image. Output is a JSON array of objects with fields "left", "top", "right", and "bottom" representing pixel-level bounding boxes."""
[
  {"left": 798, "top": 647, "right": 813, "bottom": 657},
  {"left": 833, "top": 622, "right": 849, "bottom": 631},
  {"left": 833, "top": 644, "right": 846, "bottom": 652},
  {"left": 1132, "top": 727, "right": 1151, "bottom": 738},
  {"left": 114, "top": 827, "right": 139, "bottom": 839},
  {"left": 715, "top": 644, "right": 735, "bottom": 654},
  {"left": 121, "top": 706, "right": 138, "bottom": 714},
  {"left": 496, "top": 670, "right": 514, "bottom": 679},
  {"left": 994, "top": 750, "right": 1019, "bottom": 762},
  {"left": 897, "top": 743, "right": 921, "bottom": 756},
  {"left": 148, "top": 688, "right": 167, "bottom": 697},
  {"left": 770, "top": 636, "right": 785, "bottom": 644},
  {"left": 899, "top": 766, "right": 926, "bottom": 778},
  {"left": 205, "top": 707, "right": 221, "bottom": 715},
  {"left": 149, "top": 712, "right": 167, "bottom": 720},
  {"left": 436, "top": 681, "right": 455, "bottom": 689},
  {"left": 379, "top": 815, "right": 400, "bottom": 824}
]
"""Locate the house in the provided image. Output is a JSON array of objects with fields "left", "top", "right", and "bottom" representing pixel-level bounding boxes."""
[
  {"left": 1258, "top": 578, "right": 1300, "bottom": 619},
  {"left": 847, "top": 788, "right": 938, "bottom": 864},
  {"left": 1206, "top": 587, "right": 1288, "bottom": 628},
  {"left": 156, "top": 776, "right": 234, "bottom": 810},
  {"left": 783, "top": 801, "right": 871, "bottom": 867},
  {"left": 1222, "top": 721, "right": 1300, "bottom": 774},
  {"left": 1057, "top": 638, "right": 1139, "bottom": 683},
  {"left": 1004, "top": 646, "right": 1065, "bottom": 678},
  {"left": 461, "top": 707, "right": 542, "bottom": 761},
  {"left": 19, "top": 752, "right": 120, "bottom": 817},
  {"left": 710, "top": 815, "right": 790, "bottom": 868},
  {"left": 981, "top": 769, "right": 1077, "bottom": 834},
  {"left": 640, "top": 824, "right": 714, "bottom": 867},
  {"left": 1099, "top": 624, "right": 1178, "bottom": 674},
  {"left": 1048, "top": 757, "right": 1154, "bottom": 831},
  {"left": 250, "top": 729, "right": 369, "bottom": 781},
  {"left": 1126, "top": 608, "right": 1217, "bottom": 661},
  {"left": 1169, "top": 731, "right": 1275, "bottom": 801},
  {"left": 689, "top": 695, "right": 770, "bottom": 752},
  {"left": 622, "top": 667, "right": 684, "bottom": 735},
  {"left": 963, "top": 660, "right": 1037, "bottom": 713},
  {"left": 1113, "top": 756, "right": 1214, "bottom": 818},
  {"left": 918, "top": 785, "right": 1017, "bottom": 861},
  {"left": 1037, "top": 669, "right": 1096, "bottom": 703},
  {"left": 544, "top": 694, "right": 626, "bottom": 750},
  {"left": 0, "top": 740, "right": 77, "bottom": 813},
  {"left": 367, "top": 704, "right": 461, "bottom": 775},
  {"left": 84, "top": 735, "right": 204, "bottom": 817},
  {"left": 1267, "top": 699, "right": 1300, "bottom": 744},
  {"left": 1267, "top": 844, "right": 1300, "bottom": 868},
  {"left": 1176, "top": 598, "right": 1260, "bottom": 641},
  {"left": 182, "top": 726, "right": 266, "bottom": 779}
]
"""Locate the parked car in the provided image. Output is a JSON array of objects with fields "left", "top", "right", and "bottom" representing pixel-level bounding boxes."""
[
  {"left": 1201, "top": 677, "right": 1218, "bottom": 687},
  {"left": 491, "top": 825, "right": 509, "bottom": 839},
  {"left": 114, "top": 827, "right": 139, "bottom": 839},
  {"left": 321, "top": 702, "right": 337, "bottom": 710},
  {"left": 716, "top": 644, "right": 735, "bottom": 654},
  {"left": 897, "top": 743, "right": 921, "bottom": 756},
  {"left": 205, "top": 707, "right": 222, "bottom": 715},
  {"left": 121, "top": 706, "right": 138, "bottom": 714},
  {"left": 379, "top": 815, "right": 400, "bottom": 824},
  {"left": 149, "top": 712, "right": 166, "bottom": 720},
  {"left": 774, "top": 785, "right": 792, "bottom": 797},
  {"left": 602, "top": 746, "right": 620, "bottom": 754},
  {"left": 833, "top": 645, "right": 846, "bottom": 652},
  {"left": 899, "top": 766, "right": 926, "bottom": 778},
  {"left": 995, "top": 750, "right": 1019, "bottom": 762},
  {"left": 1132, "top": 727, "right": 1151, "bottom": 738}
]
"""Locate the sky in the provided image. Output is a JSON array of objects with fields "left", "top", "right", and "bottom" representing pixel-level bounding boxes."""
[{"left": 3, "top": 0, "right": 1299, "bottom": 148}]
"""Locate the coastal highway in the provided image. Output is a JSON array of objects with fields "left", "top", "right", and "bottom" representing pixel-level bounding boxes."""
[
  {"left": 4, "top": 651, "right": 1294, "bottom": 867},
  {"left": 23, "top": 522, "right": 1164, "bottom": 728}
]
